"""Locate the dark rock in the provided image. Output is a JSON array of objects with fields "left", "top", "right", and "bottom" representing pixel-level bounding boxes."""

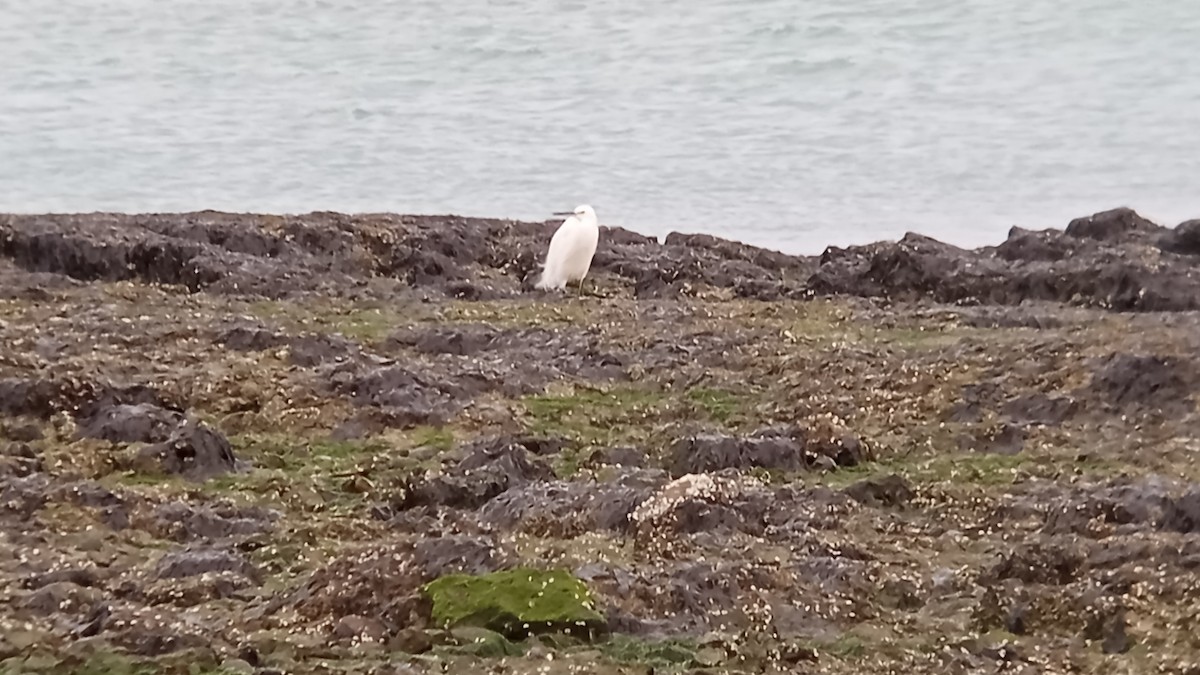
[
  {"left": 50, "top": 480, "right": 130, "bottom": 528},
  {"left": 602, "top": 607, "right": 659, "bottom": 636},
  {"left": 150, "top": 501, "right": 278, "bottom": 542},
  {"left": 0, "top": 264, "right": 81, "bottom": 301},
  {"left": 1083, "top": 606, "right": 1132, "bottom": 654},
  {"left": 810, "top": 454, "right": 837, "bottom": 472},
  {"left": 3, "top": 208, "right": 1197, "bottom": 307},
  {"left": 287, "top": 333, "right": 359, "bottom": 366},
  {"left": 106, "top": 613, "right": 211, "bottom": 656},
  {"left": 662, "top": 231, "right": 800, "bottom": 270},
  {"left": 669, "top": 433, "right": 794, "bottom": 475},
  {"left": 733, "top": 278, "right": 787, "bottom": 300},
  {"left": 69, "top": 603, "right": 110, "bottom": 639},
  {"left": 395, "top": 437, "right": 554, "bottom": 510},
  {"left": 0, "top": 377, "right": 96, "bottom": 419},
  {"left": 1064, "top": 207, "right": 1160, "bottom": 242},
  {"left": 411, "top": 535, "right": 505, "bottom": 577},
  {"left": 1102, "top": 622, "right": 1132, "bottom": 654},
  {"left": 389, "top": 324, "right": 499, "bottom": 356},
  {"left": 143, "top": 572, "right": 255, "bottom": 607},
  {"left": 0, "top": 420, "right": 43, "bottom": 442},
  {"left": 959, "top": 423, "right": 1025, "bottom": 456},
  {"left": 389, "top": 627, "right": 434, "bottom": 654},
  {"left": 0, "top": 377, "right": 172, "bottom": 424},
  {"left": 945, "top": 380, "right": 1004, "bottom": 423},
  {"left": 57, "top": 480, "right": 123, "bottom": 509},
  {"left": 444, "top": 278, "right": 510, "bottom": 300},
  {"left": 971, "top": 641, "right": 1027, "bottom": 666},
  {"left": 673, "top": 493, "right": 771, "bottom": 536},
  {"left": 1002, "top": 394, "right": 1078, "bottom": 425},
  {"left": 1160, "top": 489, "right": 1200, "bottom": 533},
  {"left": 585, "top": 446, "right": 647, "bottom": 468},
  {"left": 0, "top": 442, "right": 42, "bottom": 477},
  {"left": 1005, "top": 604, "right": 1029, "bottom": 635},
  {"left": 480, "top": 479, "right": 653, "bottom": 535},
  {"left": 295, "top": 542, "right": 441, "bottom": 628},
  {"left": 155, "top": 547, "right": 262, "bottom": 583},
  {"left": 134, "top": 420, "right": 237, "bottom": 481},
  {"left": 76, "top": 402, "right": 185, "bottom": 444},
  {"left": 329, "top": 415, "right": 378, "bottom": 441},
  {"left": 22, "top": 580, "right": 104, "bottom": 616},
  {"left": 503, "top": 435, "right": 568, "bottom": 457},
  {"left": 982, "top": 542, "right": 1082, "bottom": 585},
  {"left": 809, "top": 233, "right": 980, "bottom": 302},
  {"left": 995, "top": 227, "right": 1077, "bottom": 262},
  {"left": 139, "top": 216, "right": 289, "bottom": 257},
  {"left": 1085, "top": 353, "right": 1196, "bottom": 414},
  {"left": 1041, "top": 479, "right": 1175, "bottom": 535},
  {"left": 218, "top": 660, "right": 254, "bottom": 675},
  {"left": 236, "top": 645, "right": 261, "bottom": 668},
  {"left": 778, "top": 642, "right": 821, "bottom": 664},
  {"left": 1160, "top": 219, "right": 1200, "bottom": 255},
  {"left": 218, "top": 325, "right": 286, "bottom": 352},
  {"left": 0, "top": 212, "right": 357, "bottom": 298},
  {"left": 843, "top": 474, "right": 914, "bottom": 508},
  {"left": 808, "top": 208, "right": 1200, "bottom": 312},
  {"left": 0, "top": 474, "right": 50, "bottom": 520},
  {"left": 592, "top": 227, "right": 814, "bottom": 298},
  {"left": 105, "top": 507, "right": 133, "bottom": 531},
  {"left": 384, "top": 324, "right": 626, "bottom": 386},
  {"left": 337, "top": 406, "right": 449, "bottom": 434},
  {"left": 329, "top": 364, "right": 469, "bottom": 427},
  {"left": 0, "top": 216, "right": 217, "bottom": 288},
  {"left": 1102, "top": 482, "right": 1174, "bottom": 526},
  {"left": 381, "top": 245, "right": 465, "bottom": 286},
  {"left": 615, "top": 561, "right": 745, "bottom": 633},
  {"left": 632, "top": 271, "right": 686, "bottom": 299},
  {"left": 877, "top": 578, "right": 923, "bottom": 610},
  {"left": 384, "top": 590, "right": 434, "bottom": 632},
  {"left": 332, "top": 615, "right": 388, "bottom": 642},
  {"left": 21, "top": 567, "right": 101, "bottom": 590},
  {"left": 667, "top": 425, "right": 869, "bottom": 477}
]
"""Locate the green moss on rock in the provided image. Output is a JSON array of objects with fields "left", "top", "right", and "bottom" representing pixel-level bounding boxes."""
[{"left": 422, "top": 567, "right": 605, "bottom": 640}]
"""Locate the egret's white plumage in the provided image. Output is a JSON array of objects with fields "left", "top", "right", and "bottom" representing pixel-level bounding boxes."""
[{"left": 535, "top": 204, "right": 599, "bottom": 292}]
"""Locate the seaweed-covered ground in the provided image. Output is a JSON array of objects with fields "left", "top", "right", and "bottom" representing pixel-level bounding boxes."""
[{"left": 1, "top": 207, "right": 1199, "bottom": 675}]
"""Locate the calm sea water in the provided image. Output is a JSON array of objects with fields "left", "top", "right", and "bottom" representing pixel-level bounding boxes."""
[{"left": 2, "top": 0, "right": 1198, "bottom": 254}]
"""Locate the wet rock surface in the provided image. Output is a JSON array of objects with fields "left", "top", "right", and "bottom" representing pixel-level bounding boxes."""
[
  {"left": 132, "top": 420, "right": 239, "bottom": 481},
  {"left": 2, "top": 207, "right": 1200, "bottom": 674},
  {"left": 810, "top": 207, "right": 1200, "bottom": 311},
  {"left": 76, "top": 403, "right": 186, "bottom": 444},
  {"left": 667, "top": 424, "right": 871, "bottom": 476},
  {"left": 154, "top": 546, "right": 261, "bottom": 583}
]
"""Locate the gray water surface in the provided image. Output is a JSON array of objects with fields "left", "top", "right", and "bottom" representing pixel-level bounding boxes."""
[{"left": 2, "top": 0, "right": 1198, "bottom": 254}]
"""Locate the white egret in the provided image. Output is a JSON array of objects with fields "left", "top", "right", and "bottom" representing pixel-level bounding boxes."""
[{"left": 534, "top": 204, "right": 600, "bottom": 294}]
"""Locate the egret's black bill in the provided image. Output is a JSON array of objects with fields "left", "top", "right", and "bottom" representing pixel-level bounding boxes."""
[{"left": 552, "top": 211, "right": 573, "bottom": 216}]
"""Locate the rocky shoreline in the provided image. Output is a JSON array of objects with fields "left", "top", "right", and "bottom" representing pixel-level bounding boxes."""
[{"left": 1, "top": 207, "right": 1199, "bottom": 674}]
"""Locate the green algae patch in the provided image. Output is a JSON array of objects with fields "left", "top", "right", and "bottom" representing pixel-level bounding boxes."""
[{"left": 422, "top": 568, "right": 606, "bottom": 640}]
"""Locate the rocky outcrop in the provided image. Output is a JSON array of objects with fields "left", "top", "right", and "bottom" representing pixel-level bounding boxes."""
[
  {"left": 809, "top": 207, "right": 1200, "bottom": 311},
  {"left": 2, "top": 206, "right": 1200, "bottom": 674},
  {"left": 3, "top": 207, "right": 1197, "bottom": 311}
]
